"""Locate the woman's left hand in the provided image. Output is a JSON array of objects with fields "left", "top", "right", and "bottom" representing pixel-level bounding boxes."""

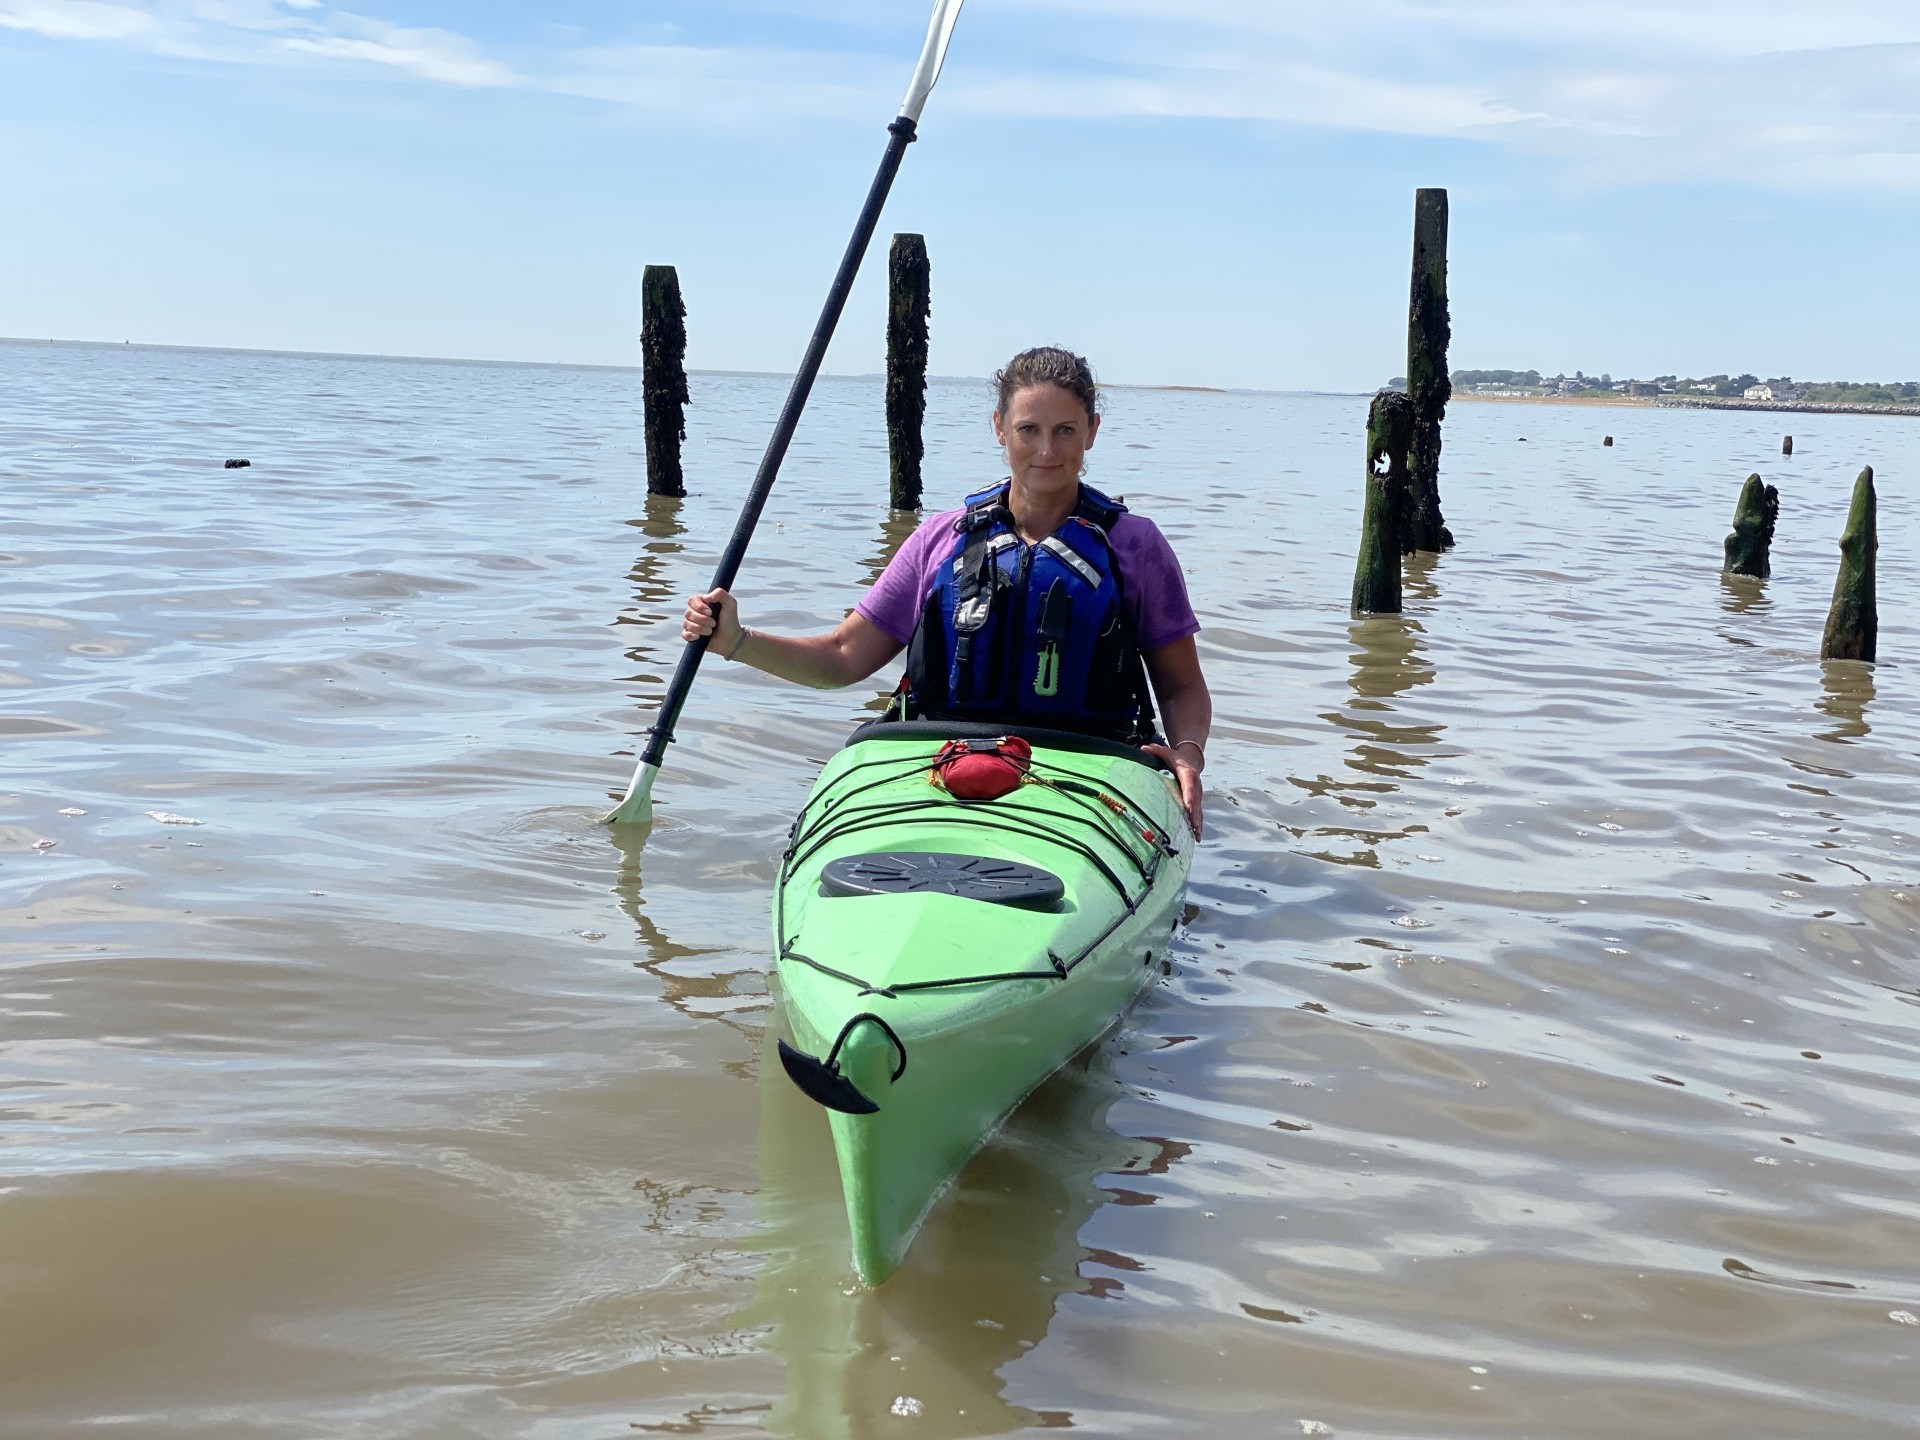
[{"left": 1141, "top": 743, "right": 1204, "bottom": 841}]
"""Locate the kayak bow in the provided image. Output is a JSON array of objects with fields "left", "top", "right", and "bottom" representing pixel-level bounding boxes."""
[{"left": 772, "top": 721, "right": 1193, "bottom": 1283}]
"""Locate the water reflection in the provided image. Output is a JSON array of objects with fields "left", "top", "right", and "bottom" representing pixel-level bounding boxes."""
[
  {"left": 612, "top": 494, "right": 690, "bottom": 756},
  {"left": 1337, "top": 614, "right": 1442, "bottom": 777},
  {"left": 1292, "top": 613, "right": 1446, "bottom": 867},
  {"left": 1401, "top": 549, "right": 1441, "bottom": 605},
  {"left": 607, "top": 823, "right": 764, "bottom": 1045},
  {"left": 745, "top": 1033, "right": 1151, "bottom": 1438},
  {"left": 622, "top": 495, "right": 691, "bottom": 610},
  {"left": 1816, "top": 658, "right": 1876, "bottom": 743},
  {"left": 858, "top": 510, "right": 924, "bottom": 592},
  {"left": 1718, "top": 569, "right": 1770, "bottom": 619},
  {"left": 848, "top": 511, "right": 926, "bottom": 718}
]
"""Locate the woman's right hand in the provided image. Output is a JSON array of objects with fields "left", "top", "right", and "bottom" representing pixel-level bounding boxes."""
[{"left": 683, "top": 587, "right": 743, "bottom": 657}]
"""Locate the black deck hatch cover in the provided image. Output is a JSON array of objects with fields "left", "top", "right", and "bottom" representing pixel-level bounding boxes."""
[{"left": 819, "top": 851, "right": 1065, "bottom": 909}]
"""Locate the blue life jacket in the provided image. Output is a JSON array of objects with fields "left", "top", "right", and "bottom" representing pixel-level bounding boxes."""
[{"left": 901, "top": 482, "right": 1154, "bottom": 742}]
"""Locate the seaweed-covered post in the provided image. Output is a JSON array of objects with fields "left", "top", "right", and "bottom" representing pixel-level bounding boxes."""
[
  {"left": 1352, "top": 390, "right": 1415, "bottom": 616},
  {"left": 1821, "top": 466, "right": 1878, "bottom": 662},
  {"left": 885, "top": 233, "right": 931, "bottom": 511},
  {"left": 1405, "top": 188, "right": 1454, "bottom": 552},
  {"left": 1723, "top": 473, "right": 1780, "bottom": 578},
  {"left": 1782, "top": 435, "right": 1794, "bottom": 456},
  {"left": 641, "top": 264, "right": 689, "bottom": 498}
]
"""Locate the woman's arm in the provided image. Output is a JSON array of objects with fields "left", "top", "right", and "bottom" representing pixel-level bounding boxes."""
[
  {"left": 683, "top": 587, "right": 904, "bottom": 690},
  {"left": 1140, "top": 635, "right": 1212, "bottom": 839}
]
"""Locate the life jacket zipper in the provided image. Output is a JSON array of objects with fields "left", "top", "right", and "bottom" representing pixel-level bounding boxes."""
[{"left": 1008, "top": 540, "right": 1032, "bottom": 715}]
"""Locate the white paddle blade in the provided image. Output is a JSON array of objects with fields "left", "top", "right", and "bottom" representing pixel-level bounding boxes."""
[
  {"left": 603, "top": 760, "right": 661, "bottom": 826},
  {"left": 899, "top": 0, "right": 965, "bottom": 122}
]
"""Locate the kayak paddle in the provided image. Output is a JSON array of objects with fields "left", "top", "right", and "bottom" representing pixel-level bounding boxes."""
[{"left": 606, "top": 0, "right": 967, "bottom": 827}]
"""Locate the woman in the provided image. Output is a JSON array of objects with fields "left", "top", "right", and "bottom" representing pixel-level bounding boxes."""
[{"left": 682, "top": 346, "right": 1212, "bottom": 836}]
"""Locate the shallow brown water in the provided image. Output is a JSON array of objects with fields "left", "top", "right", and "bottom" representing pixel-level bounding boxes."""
[{"left": 3, "top": 339, "right": 1918, "bottom": 1438}]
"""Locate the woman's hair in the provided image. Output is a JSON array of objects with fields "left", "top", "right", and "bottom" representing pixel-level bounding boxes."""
[{"left": 992, "top": 346, "right": 1100, "bottom": 422}]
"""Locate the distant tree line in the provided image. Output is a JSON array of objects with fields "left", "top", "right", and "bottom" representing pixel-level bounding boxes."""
[
  {"left": 1798, "top": 380, "right": 1920, "bottom": 405},
  {"left": 1427, "top": 368, "right": 1920, "bottom": 403}
]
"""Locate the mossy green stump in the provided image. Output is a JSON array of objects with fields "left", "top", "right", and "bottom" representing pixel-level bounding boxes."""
[
  {"left": 885, "top": 233, "right": 931, "bottom": 513},
  {"left": 1353, "top": 390, "right": 1415, "bottom": 616},
  {"left": 1821, "top": 466, "right": 1877, "bottom": 663},
  {"left": 641, "top": 264, "right": 689, "bottom": 498},
  {"left": 1723, "top": 473, "right": 1780, "bottom": 579}
]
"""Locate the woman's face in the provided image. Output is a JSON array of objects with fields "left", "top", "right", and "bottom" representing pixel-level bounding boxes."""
[{"left": 991, "top": 383, "right": 1099, "bottom": 495}]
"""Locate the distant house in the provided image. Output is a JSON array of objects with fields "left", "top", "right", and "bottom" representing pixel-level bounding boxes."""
[
  {"left": 1627, "top": 382, "right": 1660, "bottom": 397},
  {"left": 1744, "top": 384, "right": 1774, "bottom": 401}
]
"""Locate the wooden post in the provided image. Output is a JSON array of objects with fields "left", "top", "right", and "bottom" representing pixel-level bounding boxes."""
[
  {"left": 1603, "top": 436, "right": 1614, "bottom": 447},
  {"left": 1405, "top": 188, "right": 1454, "bottom": 552},
  {"left": 1722, "top": 473, "right": 1779, "bottom": 578},
  {"left": 1821, "top": 466, "right": 1878, "bottom": 662},
  {"left": 1352, "top": 390, "right": 1414, "bottom": 616},
  {"left": 641, "top": 264, "right": 689, "bottom": 498},
  {"left": 886, "top": 233, "right": 931, "bottom": 511},
  {"left": 1782, "top": 435, "right": 1794, "bottom": 456}
]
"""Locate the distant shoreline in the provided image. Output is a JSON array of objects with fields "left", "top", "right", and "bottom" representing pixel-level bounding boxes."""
[
  {"left": 1454, "top": 392, "right": 1650, "bottom": 409},
  {"left": 1455, "top": 391, "right": 1920, "bottom": 419},
  {"left": 1655, "top": 395, "right": 1920, "bottom": 419}
]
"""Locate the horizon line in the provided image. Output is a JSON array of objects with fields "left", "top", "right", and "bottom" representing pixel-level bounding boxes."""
[{"left": 0, "top": 335, "right": 1363, "bottom": 399}]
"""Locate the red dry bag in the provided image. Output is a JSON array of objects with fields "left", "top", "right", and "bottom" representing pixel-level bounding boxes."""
[{"left": 928, "top": 736, "right": 1032, "bottom": 801}]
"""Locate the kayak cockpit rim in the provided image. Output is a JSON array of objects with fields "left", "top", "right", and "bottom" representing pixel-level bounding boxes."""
[{"left": 842, "top": 718, "right": 1172, "bottom": 772}]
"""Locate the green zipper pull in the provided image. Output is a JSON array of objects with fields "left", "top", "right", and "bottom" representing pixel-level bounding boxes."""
[{"left": 1033, "top": 644, "right": 1060, "bottom": 698}]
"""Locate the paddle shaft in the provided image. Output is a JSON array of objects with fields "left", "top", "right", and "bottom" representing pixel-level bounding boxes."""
[{"left": 637, "top": 116, "right": 918, "bottom": 773}]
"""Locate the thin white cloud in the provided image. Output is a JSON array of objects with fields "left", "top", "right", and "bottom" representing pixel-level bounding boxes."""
[
  {"left": 0, "top": 0, "right": 519, "bottom": 85},
  {"left": 283, "top": 16, "right": 516, "bottom": 88},
  {"left": 949, "top": 0, "right": 1920, "bottom": 188},
  {"left": 553, "top": 42, "right": 893, "bottom": 125},
  {"left": 0, "top": 0, "right": 159, "bottom": 41},
  {"left": 4, "top": 0, "right": 1919, "bottom": 188},
  {"left": 950, "top": 63, "right": 1542, "bottom": 139}
]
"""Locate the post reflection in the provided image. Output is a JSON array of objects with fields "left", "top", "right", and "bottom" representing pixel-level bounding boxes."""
[
  {"left": 1401, "top": 549, "right": 1441, "bottom": 606},
  {"left": 1294, "top": 612, "right": 1445, "bottom": 867},
  {"left": 1816, "top": 658, "right": 1875, "bottom": 743},
  {"left": 858, "top": 509, "right": 923, "bottom": 591},
  {"left": 744, "top": 1033, "right": 1156, "bottom": 1438},
  {"left": 1718, "top": 569, "right": 1770, "bottom": 632},
  {"left": 1338, "top": 614, "right": 1441, "bottom": 776},
  {"left": 624, "top": 493, "right": 689, "bottom": 610},
  {"left": 615, "top": 494, "right": 690, "bottom": 700},
  {"left": 854, "top": 510, "right": 925, "bottom": 719},
  {"left": 605, "top": 822, "right": 767, "bottom": 1043}
]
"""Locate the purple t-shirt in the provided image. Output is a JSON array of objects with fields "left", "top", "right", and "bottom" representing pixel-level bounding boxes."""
[{"left": 856, "top": 501, "right": 1200, "bottom": 652}]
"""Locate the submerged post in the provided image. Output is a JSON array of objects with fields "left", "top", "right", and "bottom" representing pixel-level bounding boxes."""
[
  {"left": 1405, "top": 188, "right": 1454, "bottom": 552},
  {"left": 1821, "top": 467, "right": 1878, "bottom": 662},
  {"left": 641, "top": 264, "right": 689, "bottom": 498},
  {"left": 1353, "top": 390, "right": 1415, "bottom": 616},
  {"left": 1783, "top": 435, "right": 1794, "bottom": 456},
  {"left": 1723, "top": 473, "right": 1780, "bottom": 579},
  {"left": 886, "top": 233, "right": 931, "bottom": 511}
]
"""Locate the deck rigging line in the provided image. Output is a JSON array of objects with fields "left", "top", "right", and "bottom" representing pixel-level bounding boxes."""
[{"left": 775, "top": 742, "right": 1178, "bottom": 998}]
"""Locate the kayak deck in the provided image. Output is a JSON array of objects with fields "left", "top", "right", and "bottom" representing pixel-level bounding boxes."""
[{"left": 772, "top": 722, "right": 1192, "bottom": 1282}]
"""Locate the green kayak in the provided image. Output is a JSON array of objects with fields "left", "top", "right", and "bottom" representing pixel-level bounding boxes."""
[{"left": 771, "top": 720, "right": 1193, "bottom": 1284}]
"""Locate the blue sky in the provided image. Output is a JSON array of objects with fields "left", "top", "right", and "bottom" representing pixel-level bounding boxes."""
[{"left": 2, "top": 0, "right": 1917, "bottom": 390}]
